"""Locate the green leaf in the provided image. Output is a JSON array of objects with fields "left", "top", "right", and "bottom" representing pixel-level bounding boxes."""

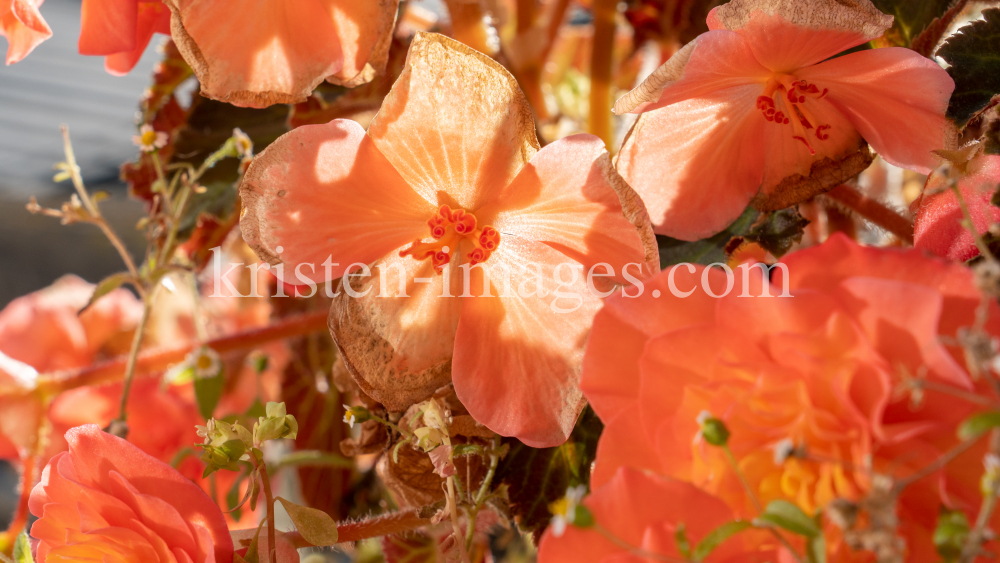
[
  {"left": 240, "top": 518, "right": 268, "bottom": 563},
  {"left": 938, "top": 8, "right": 1000, "bottom": 127},
  {"left": 657, "top": 207, "right": 759, "bottom": 268},
  {"left": 79, "top": 272, "right": 132, "bottom": 314},
  {"left": 807, "top": 534, "right": 827, "bottom": 563},
  {"left": 957, "top": 411, "right": 1000, "bottom": 440},
  {"left": 743, "top": 209, "right": 810, "bottom": 258},
  {"left": 869, "top": 0, "right": 961, "bottom": 48},
  {"left": 13, "top": 532, "right": 34, "bottom": 563},
  {"left": 276, "top": 497, "right": 339, "bottom": 546},
  {"left": 495, "top": 407, "right": 603, "bottom": 539},
  {"left": 692, "top": 520, "right": 752, "bottom": 561},
  {"left": 934, "top": 508, "right": 970, "bottom": 560},
  {"left": 757, "top": 500, "right": 821, "bottom": 537},
  {"left": 675, "top": 523, "right": 692, "bottom": 560},
  {"left": 194, "top": 371, "right": 226, "bottom": 419}
]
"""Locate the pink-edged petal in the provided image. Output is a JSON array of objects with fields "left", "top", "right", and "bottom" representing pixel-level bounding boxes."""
[
  {"left": 452, "top": 236, "right": 600, "bottom": 447},
  {"left": 330, "top": 251, "right": 460, "bottom": 411},
  {"left": 1, "top": 0, "right": 52, "bottom": 64},
  {"left": 368, "top": 32, "right": 539, "bottom": 212},
  {"left": 797, "top": 48, "right": 955, "bottom": 174},
  {"left": 482, "top": 134, "right": 653, "bottom": 283},
  {"left": 616, "top": 85, "right": 766, "bottom": 240},
  {"left": 78, "top": 0, "right": 137, "bottom": 55},
  {"left": 240, "top": 118, "right": 435, "bottom": 283},
  {"left": 614, "top": 30, "right": 769, "bottom": 114},
  {"left": 103, "top": 1, "right": 169, "bottom": 75},
  {"left": 165, "top": 0, "right": 400, "bottom": 107}
]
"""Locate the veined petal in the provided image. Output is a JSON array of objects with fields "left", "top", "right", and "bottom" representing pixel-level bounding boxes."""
[
  {"left": 329, "top": 251, "right": 460, "bottom": 411},
  {"left": 797, "top": 48, "right": 955, "bottom": 174},
  {"left": 79, "top": 0, "right": 136, "bottom": 55},
  {"left": 240, "top": 119, "right": 435, "bottom": 283},
  {"left": 614, "top": 30, "right": 769, "bottom": 114},
  {"left": 483, "top": 134, "right": 654, "bottom": 283},
  {"left": 452, "top": 236, "right": 598, "bottom": 447},
  {"left": 616, "top": 85, "right": 766, "bottom": 240},
  {"left": 165, "top": 0, "right": 399, "bottom": 108},
  {"left": 707, "top": 0, "right": 892, "bottom": 69},
  {"left": 103, "top": 1, "right": 169, "bottom": 75},
  {"left": 1, "top": 0, "right": 52, "bottom": 64},
  {"left": 368, "top": 32, "right": 539, "bottom": 212}
]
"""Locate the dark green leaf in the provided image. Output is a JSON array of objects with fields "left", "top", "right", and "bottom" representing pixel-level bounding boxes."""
[
  {"left": 657, "top": 207, "right": 759, "bottom": 268},
  {"left": 870, "top": 0, "right": 961, "bottom": 48},
  {"left": 692, "top": 520, "right": 751, "bottom": 561},
  {"left": 938, "top": 9, "right": 1000, "bottom": 127},
  {"left": 757, "top": 500, "right": 821, "bottom": 537},
  {"left": 495, "top": 407, "right": 603, "bottom": 539},
  {"left": 79, "top": 272, "right": 132, "bottom": 314},
  {"left": 957, "top": 410, "right": 1000, "bottom": 440},
  {"left": 13, "top": 532, "right": 34, "bottom": 563},
  {"left": 934, "top": 508, "right": 970, "bottom": 560},
  {"left": 194, "top": 371, "right": 226, "bottom": 420},
  {"left": 743, "top": 209, "right": 810, "bottom": 258},
  {"left": 276, "top": 497, "right": 339, "bottom": 546}
]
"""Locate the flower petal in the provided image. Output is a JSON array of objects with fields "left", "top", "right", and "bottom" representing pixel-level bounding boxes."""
[
  {"left": 1, "top": 0, "right": 51, "bottom": 64},
  {"left": 78, "top": 0, "right": 136, "bottom": 55},
  {"left": 797, "top": 47, "right": 955, "bottom": 174},
  {"left": 452, "top": 236, "right": 599, "bottom": 447},
  {"left": 165, "top": 0, "right": 400, "bottom": 108},
  {"left": 241, "top": 119, "right": 435, "bottom": 283},
  {"left": 103, "top": 1, "right": 170, "bottom": 76},
  {"left": 368, "top": 32, "right": 539, "bottom": 212},
  {"left": 915, "top": 155, "right": 1000, "bottom": 262},
  {"left": 616, "top": 85, "right": 766, "bottom": 240},
  {"left": 483, "top": 134, "right": 655, "bottom": 282}
]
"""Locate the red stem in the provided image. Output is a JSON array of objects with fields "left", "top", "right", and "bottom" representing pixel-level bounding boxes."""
[
  {"left": 37, "top": 311, "right": 328, "bottom": 395},
  {"left": 284, "top": 510, "right": 433, "bottom": 548},
  {"left": 826, "top": 184, "right": 914, "bottom": 245}
]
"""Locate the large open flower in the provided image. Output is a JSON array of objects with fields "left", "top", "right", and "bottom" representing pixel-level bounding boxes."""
[
  {"left": 29, "top": 424, "right": 233, "bottom": 563},
  {"left": 78, "top": 0, "right": 170, "bottom": 75},
  {"left": 1, "top": 0, "right": 50, "bottom": 64},
  {"left": 164, "top": 0, "right": 400, "bottom": 107},
  {"left": 240, "top": 32, "right": 657, "bottom": 447},
  {"left": 614, "top": 0, "right": 954, "bottom": 240},
  {"left": 582, "top": 234, "right": 997, "bottom": 561}
]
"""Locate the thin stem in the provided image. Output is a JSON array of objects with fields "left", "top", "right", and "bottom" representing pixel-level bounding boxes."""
[
  {"left": 959, "top": 430, "right": 1000, "bottom": 562},
  {"left": 466, "top": 438, "right": 501, "bottom": 551},
  {"left": 826, "top": 184, "right": 914, "bottom": 244},
  {"left": 593, "top": 523, "right": 689, "bottom": 562},
  {"left": 893, "top": 436, "right": 981, "bottom": 491},
  {"left": 251, "top": 457, "right": 278, "bottom": 563},
  {"left": 151, "top": 151, "right": 170, "bottom": 208},
  {"left": 951, "top": 183, "right": 998, "bottom": 262},
  {"left": 116, "top": 287, "right": 156, "bottom": 424},
  {"left": 446, "top": 476, "right": 473, "bottom": 563},
  {"left": 38, "top": 311, "right": 328, "bottom": 395},
  {"left": 589, "top": 0, "right": 616, "bottom": 150},
  {"left": 919, "top": 379, "right": 1000, "bottom": 407},
  {"left": 370, "top": 414, "right": 412, "bottom": 440},
  {"left": 283, "top": 509, "right": 434, "bottom": 547}
]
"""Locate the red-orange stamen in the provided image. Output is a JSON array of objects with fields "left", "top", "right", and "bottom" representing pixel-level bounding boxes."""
[
  {"left": 757, "top": 74, "right": 830, "bottom": 154},
  {"left": 399, "top": 205, "right": 501, "bottom": 273}
]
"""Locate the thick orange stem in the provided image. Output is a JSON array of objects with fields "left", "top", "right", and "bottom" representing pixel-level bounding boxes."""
[
  {"left": 444, "top": 0, "right": 494, "bottom": 55},
  {"left": 826, "top": 184, "right": 914, "bottom": 244},
  {"left": 589, "top": 0, "right": 616, "bottom": 149}
]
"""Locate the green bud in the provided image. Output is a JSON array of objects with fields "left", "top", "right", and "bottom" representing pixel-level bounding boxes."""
[
  {"left": 253, "top": 403, "right": 298, "bottom": 444},
  {"left": 343, "top": 404, "right": 371, "bottom": 428},
  {"left": 570, "top": 504, "right": 595, "bottom": 529},
  {"left": 265, "top": 401, "right": 287, "bottom": 418},
  {"left": 700, "top": 415, "right": 730, "bottom": 447},
  {"left": 934, "top": 509, "right": 969, "bottom": 560}
]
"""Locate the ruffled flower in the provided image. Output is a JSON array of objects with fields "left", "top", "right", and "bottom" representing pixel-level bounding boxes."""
[
  {"left": 78, "top": 0, "right": 171, "bottom": 75},
  {"left": 0, "top": 0, "right": 51, "bottom": 64}
]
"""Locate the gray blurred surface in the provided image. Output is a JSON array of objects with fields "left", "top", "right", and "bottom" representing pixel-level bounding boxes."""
[{"left": 0, "top": 0, "right": 155, "bottom": 307}]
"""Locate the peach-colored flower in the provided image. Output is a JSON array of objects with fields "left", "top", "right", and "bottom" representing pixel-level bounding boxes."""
[
  {"left": 240, "top": 32, "right": 656, "bottom": 447},
  {"left": 78, "top": 0, "right": 170, "bottom": 75},
  {"left": 582, "top": 234, "right": 996, "bottom": 561},
  {"left": 614, "top": 0, "right": 954, "bottom": 241},
  {"left": 29, "top": 424, "right": 233, "bottom": 563},
  {"left": 914, "top": 153, "right": 1000, "bottom": 262},
  {"left": 0, "top": 0, "right": 50, "bottom": 64},
  {"left": 163, "top": 0, "right": 401, "bottom": 108},
  {"left": 538, "top": 467, "right": 779, "bottom": 562}
]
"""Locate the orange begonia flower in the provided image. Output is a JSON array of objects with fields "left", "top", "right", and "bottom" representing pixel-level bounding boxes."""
[
  {"left": 0, "top": 0, "right": 50, "bottom": 64},
  {"left": 164, "top": 0, "right": 401, "bottom": 108},
  {"left": 914, "top": 153, "right": 1000, "bottom": 262},
  {"left": 582, "top": 234, "right": 997, "bottom": 561},
  {"left": 241, "top": 32, "right": 657, "bottom": 447},
  {"left": 615, "top": 0, "right": 955, "bottom": 241},
  {"left": 78, "top": 0, "right": 171, "bottom": 75},
  {"left": 538, "top": 467, "right": 779, "bottom": 563},
  {"left": 29, "top": 424, "right": 234, "bottom": 563}
]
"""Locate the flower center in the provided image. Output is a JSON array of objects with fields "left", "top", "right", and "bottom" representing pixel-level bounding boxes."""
[
  {"left": 399, "top": 205, "right": 501, "bottom": 272},
  {"left": 141, "top": 130, "right": 159, "bottom": 146},
  {"left": 756, "top": 74, "right": 830, "bottom": 155}
]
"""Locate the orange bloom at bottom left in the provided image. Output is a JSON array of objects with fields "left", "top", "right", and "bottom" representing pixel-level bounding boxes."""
[{"left": 29, "top": 424, "right": 234, "bottom": 563}]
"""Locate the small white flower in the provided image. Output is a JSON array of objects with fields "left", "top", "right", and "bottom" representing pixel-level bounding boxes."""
[
  {"left": 550, "top": 515, "right": 568, "bottom": 537},
  {"left": 132, "top": 124, "right": 168, "bottom": 153},
  {"left": 549, "top": 484, "right": 587, "bottom": 537},
  {"left": 773, "top": 438, "right": 797, "bottom": 465},
  {"left": 343, "top": 404, "right": 356, "bottom": 429},
  {"left": 189, "top": 346, "right": 222, "bottom": 379}
]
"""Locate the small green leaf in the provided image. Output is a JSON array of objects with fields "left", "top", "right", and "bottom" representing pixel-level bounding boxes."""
[
  {"left": 807, "top": 534, "right": 827, "bottom": 563},
  {"left": 80, "top": 272, "right": 132, "bottom": 314},
  {"left": 938, "top": 9, "right": 1000, "bottom": 127},
  {"left": 241, "top": 518, "right": 267, "bottom": 563},
  {"left": 692, "top": 520, "right": 752, "bottom": 561},
  {"left": 757, "top": 500, "right": 821, "bottom": 537},
  {"left": 674, "top": 523, "right": 692, "bottom": 560},
  {"left": 957, "top": 411, "right": 1000, "bottom": 441},
  {"left": 194, "top": 371, "right": 226, "bottom": 419},
  {"left": 249, "top": 470, "right": 261, "bottom": 512},
  {"left": 276, "top": 496, "right": 339, "bottom": 546},
  {"left": 14, "top": 532, "right": 34, "bottom": 563},
  {"left": 934, "top": 508, "right": 971, "bottom": 560}
]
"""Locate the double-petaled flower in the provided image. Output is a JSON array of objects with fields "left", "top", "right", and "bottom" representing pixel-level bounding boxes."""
[
  {"left": 240, "top": 32, "right": 656, "bottom": 447},
  {"left": 615, "top": 0, "right": 955, "bottom": 240}
]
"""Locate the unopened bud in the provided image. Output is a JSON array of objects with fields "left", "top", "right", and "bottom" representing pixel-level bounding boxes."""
[{"left": 697, "top": 411, "right": 730, "bottom": 446}]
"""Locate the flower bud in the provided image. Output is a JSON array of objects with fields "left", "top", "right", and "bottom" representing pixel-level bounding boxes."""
[
  {"left": 413, "top": 426, "right": 445, "bottom": 452},
  {"left": 343, "top": 404, "right": 371, "bottom": 429},
  {"left": 697, "top": 411, "right": 730, "bottom": 446},
  {"left": 254, "top": 401, "right": 298, "bottom": 444}
]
